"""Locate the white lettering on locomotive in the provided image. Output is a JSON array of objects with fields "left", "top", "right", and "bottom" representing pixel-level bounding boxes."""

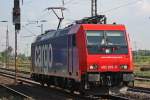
[{"left": 34, "top": 44, "right": 53, "bottom": 68}]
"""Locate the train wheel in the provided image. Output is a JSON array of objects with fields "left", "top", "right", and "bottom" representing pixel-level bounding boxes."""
[
  {"left": 46, "top": 82, "right": 50, "bottom": 87},
  {"left": 79, "top": 90, "right": 85, "bottom": 96},
  {"left": 69, "top": 84, "right": 75, "bottom": 94},
  {"left": 63, "top": 78, "right": 68, "bottom": 89},
  {"left": 59, "top": 78, "right": 65, "bottom": 88},
  {"left": 40, "top": 82, "right": 45, "bottom": 86}
]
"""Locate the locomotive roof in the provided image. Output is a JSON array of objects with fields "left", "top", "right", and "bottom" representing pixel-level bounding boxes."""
[
  {"left": 34, "top": 26, "right": 72, "bottom": 42},
  {"left": 34, "top": 24, "right": 125, "bottom": 43}
]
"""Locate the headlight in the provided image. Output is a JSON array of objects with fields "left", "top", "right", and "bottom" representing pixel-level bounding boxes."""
[
  {"left": 89, "top": 64, "right": 98, "bottom": 70},
  {"left": 90, "top": 65, "right": 94, "bottom": 70},
  {"left": 120, "top": 65, "right": 128, "bottom": 70}
]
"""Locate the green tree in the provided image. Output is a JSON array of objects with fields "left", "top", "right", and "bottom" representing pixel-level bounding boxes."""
[{"left": 0, "top": 46, "right": 13, "bottom": 63}]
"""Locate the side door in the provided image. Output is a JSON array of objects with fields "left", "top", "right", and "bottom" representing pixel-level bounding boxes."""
[{"left": 68, "top": 35, "right": 74, "bottom": 75}]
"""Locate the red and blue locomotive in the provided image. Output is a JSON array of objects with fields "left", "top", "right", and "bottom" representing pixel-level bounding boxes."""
[{"left": 31, "top": 16, "right": 134, "bottom": 95}]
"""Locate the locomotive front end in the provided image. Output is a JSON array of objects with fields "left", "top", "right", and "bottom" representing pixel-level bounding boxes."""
[{"left": 77, "top": 24, "right": 134, "bottom": 94}]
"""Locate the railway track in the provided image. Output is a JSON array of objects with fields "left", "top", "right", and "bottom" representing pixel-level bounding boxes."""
[
  {"left": 135, "top": 77, "right": 150, "bottom": 82},
  {"left": 0, "top": 67, "right": 30, "bottom": 80},
  {"left": 0, "top": 68, "right": 40, "bottom": 86},
  {"left": 78, "top": 95, "right": 130, "bottom": 100},
  {"left": 0, "top": 84, "right": 32, "bottom": 100},
  {"left": 0, "top": 67, "right": 30, "bottom": 74},
  {"left": 0, "top": 67, "right": 149, "bottom": 100},
  {"left": 128, "top": 87, "right": 150, "bottom": 94},
  {"left": 109, "top": 95, "right": 129, "bottom": 100},
  {"left": 0, "top": 68, "right": 129, "bottom": 100}
]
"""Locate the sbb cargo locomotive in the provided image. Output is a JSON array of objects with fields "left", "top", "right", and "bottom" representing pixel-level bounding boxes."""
[{"left": 31, "top": 16, "right": 134, "bottom": 95}]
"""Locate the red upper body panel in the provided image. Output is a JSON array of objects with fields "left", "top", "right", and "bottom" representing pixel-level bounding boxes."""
[
  {"left": 82, "top": 24, "right": 126, "bottom": 31},
  {"left": 76, "top": 24, "right": 133, "bottom": 74}
]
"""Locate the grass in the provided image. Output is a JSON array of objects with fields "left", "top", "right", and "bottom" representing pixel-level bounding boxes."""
[
  {"left": 134, "top": 65, "right": 150, "bottom": 78},
  {"left": 134, "top": 56, "right": 150, "bottom": 65},
  {"left": 4, "top": 63, "right": 31, "bottom": 72},
  {"left": 135, "top": 71, "right": 150, "bottom": 78},
  {"left": 134, "top": 56, "right": 150, "bottom": 78},
  {"left": 135, "top": 80, "right": 150, "bottom": 88}
]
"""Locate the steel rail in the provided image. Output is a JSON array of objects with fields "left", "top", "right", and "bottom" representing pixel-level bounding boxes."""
[
  {"left": 135, "top": 77, "right": 150, "bottom": 82},
  {"left": 0, "top": 67, "right": 30, "bottom": 74},
  {"left": 0, "top": 67, "right": 30, "bottom": 79},
  {"left": 128, "top": 87, "right": 150, "bottom": 94},
  {"left": 109, "top": 95, "right": 129, "bottom": 100},
  {"left": 0, "top": 84, "right": 33, "bottom": 100},
  {"left": 0, "top": 69, "right": 40, "bottom": 86},
  {"left": 85, "top": 94, "right": 130, "bottom": 100}
]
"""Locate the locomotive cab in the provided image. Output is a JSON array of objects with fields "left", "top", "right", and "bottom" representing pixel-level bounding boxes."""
[{"left": 76, "top": 24, "right": 134, "bottom": 94}]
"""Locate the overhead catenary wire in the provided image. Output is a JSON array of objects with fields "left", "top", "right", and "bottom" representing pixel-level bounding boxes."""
[
  {"left": 100, "top": 0, "right": 143, "bottom": 13},
  {"left": 62, "top": 0, "right": 76, "bottom": 6},
  {"left": 20, "top": 26, "right": 37, "bottom": 38},
  {"left": 20, "top": 0, "right": 144, "bottom": 37},
  {"left": 21, "top": 0, "right": 143, "bottom": 26},
  {"left": 20, "top": 19, "right": 48, "bottom": 38}
]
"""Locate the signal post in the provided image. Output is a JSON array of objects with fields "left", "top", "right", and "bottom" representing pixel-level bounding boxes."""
[{"left": 13, "top": 0, "right": 21, "bottom": 84}]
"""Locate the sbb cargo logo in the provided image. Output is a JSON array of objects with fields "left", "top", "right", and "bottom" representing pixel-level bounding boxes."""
[{"left": 34, "top": 44, "right": 53, "bottom": 68}]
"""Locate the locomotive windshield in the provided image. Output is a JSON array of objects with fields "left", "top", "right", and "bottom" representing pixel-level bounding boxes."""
[{"left": 86, "top": 30, "right": 128, "bottom": 54}]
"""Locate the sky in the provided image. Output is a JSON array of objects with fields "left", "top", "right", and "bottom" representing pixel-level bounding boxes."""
[{"left": 0, "top": 0, "right": 150, "bottom": 56}]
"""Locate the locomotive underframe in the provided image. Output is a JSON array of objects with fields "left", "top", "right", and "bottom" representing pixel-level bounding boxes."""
[
  {"left": 31, "top": 72, "right": 134, "bottom": 95},
  {"left": 80, "top": 72, "right": 134, "bottom": 95},
  {"left": 83, "top": 72, "right": 134, "bottom": 87}
]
